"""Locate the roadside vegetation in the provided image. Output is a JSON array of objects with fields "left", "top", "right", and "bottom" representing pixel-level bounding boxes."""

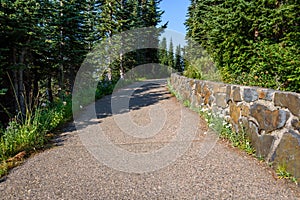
[
  {"left": 185, "top": 0, "right": 300, "bottom": 92},
  {"left": 0, "top": 97, "right": 72, "bottom": 177},
  {"left": 0, "top": 80, "right": 123, "bottom": 177}
]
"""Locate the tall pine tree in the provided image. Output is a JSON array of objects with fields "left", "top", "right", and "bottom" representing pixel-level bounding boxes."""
[
  {"left": 167, "top": 38, "right": 174, "bottom": 68},
  {"left": 174, "top": 44, "right": 183, "bottom": 72}
]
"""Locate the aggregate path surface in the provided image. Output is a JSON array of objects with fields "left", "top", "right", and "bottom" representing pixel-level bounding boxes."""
[{"left": 1, "top": 79, "right": 300, "bottom": 199}]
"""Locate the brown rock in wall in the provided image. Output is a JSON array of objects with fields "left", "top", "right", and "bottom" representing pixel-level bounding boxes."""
[
  {"left": 189, "top": 79, "right": 194, "bottom": 88},
  {"left": 274, "top": 92, "right": 300, "bottom": 117},
  {"left": 229, "top": 102, "right": 241, "bottom": 124},
  {"left": 202, "top": 85, "right": 211, "bottom": 105},
  {"left": 250, "top": 104, "right": 289, "bottom": 133},
  {"left": 196, "top": 95, "right": 203, "bottom": 106},
  {"left": 240, "top": 105, "right": 250, "bottom": 117},
  {"left": 195, "top": 81, "right": 202, "bottom": 96},
  {"left": 257, "top": 89, "right": 274, "bottom": 101},
  {"left": 226, "top": 86, "right": 231, "bottom": 100},
  {"left": 273, "top": 131, "right": 300, "bottom": 182},
  {"left": 291, "top": 118, "right": 300, "bottom": 132},
  {"left": 232, "top": 87, "right": 242, "bottom": 102},
  {"left": 212, "top": 83, "right": 228, "bottom": 93},
  {"left": 194, "top": 81, "right": 203, "bottom": 105}
]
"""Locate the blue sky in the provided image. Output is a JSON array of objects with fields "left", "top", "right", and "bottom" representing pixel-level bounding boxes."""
[{"left": 159, "top": 0, "right": 190, "bottom": 35}]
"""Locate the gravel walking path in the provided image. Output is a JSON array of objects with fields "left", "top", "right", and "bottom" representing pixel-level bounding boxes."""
[{"left": 1, "top": 79, "right": 300, "bottom": 199}]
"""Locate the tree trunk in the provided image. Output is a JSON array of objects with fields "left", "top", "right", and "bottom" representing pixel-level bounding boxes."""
[
  {"left": 18, "top": 48, "right": 26, "bottom": 118},
  {"left": 18, "top": 68, "right": 25, "bottom": 117},
  {"left": 32, "top": 71, "right": 39, "bottom": 107},
  {"left": 13, "top": 70, "right": 19, "bottom": 113},
  {"left": 120, "top": 37, "right": 125, "bottom": 79},
  {"left": 12, "top": 47, "right": 19, "bottom": 114},
  {"left": 59, "top": 0, "right": 64, "bottom": 99},
  {"left": 47, "top": 75, "right": 53, "bottom": 103}
]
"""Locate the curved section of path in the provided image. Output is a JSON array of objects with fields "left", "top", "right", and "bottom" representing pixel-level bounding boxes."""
[{"left": 1, "top": 79, "right": 300, "bottom": 199}]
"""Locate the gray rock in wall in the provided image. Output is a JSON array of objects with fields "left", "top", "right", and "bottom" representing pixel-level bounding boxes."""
[
  {"left": 243, "top": 88, "right": 258, "bottom": 102},
  {"left": 243, "top": 120, "right": 275, "bottom": 159},
  {"left": 274, "top": 92, "right": 300, "bottom": 117},
  {"left": 215, "top": 93, "right": 228, "bottom": 108}
]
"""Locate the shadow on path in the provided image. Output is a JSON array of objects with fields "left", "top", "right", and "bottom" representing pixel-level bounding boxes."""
[
  {"left": 68, "top": 79, "right": 170, "bottom": 134},
  {"left": 95, "top": 79, "right": 170, "bottom": 119}
]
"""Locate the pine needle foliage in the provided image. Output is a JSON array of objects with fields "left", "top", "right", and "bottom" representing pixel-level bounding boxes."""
[{"left": 185, "top": 0, "right": 300, "bottom": 92}]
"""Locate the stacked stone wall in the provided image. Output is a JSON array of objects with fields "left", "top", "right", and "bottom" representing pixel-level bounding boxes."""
[{"left": 170, "top": 73, "right": 300, "bottom": 181}]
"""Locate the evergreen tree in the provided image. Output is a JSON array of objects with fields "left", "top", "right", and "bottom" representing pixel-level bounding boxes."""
[
  {"left": 0, "top": 0, "right": 166, "bottom": 125},
  {"left": 167, "top": 39, "right": 174, "bottom": 68},
  {"left": 0, "top": 0, "right": 46, "bottom": 116},
  {"left": 185, "top": 0, "right": 300, "bottom": 92},
  {"left": 181, "top": 46, "right": 188, "bottom": 72},
  {"left": 174, "top": 45, "right": 183, "bottom": 72},
  {"left": 159, "top": 37, "right": 168, "bottom": 66}
]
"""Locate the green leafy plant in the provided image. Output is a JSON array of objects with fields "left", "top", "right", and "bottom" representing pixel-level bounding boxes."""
[
  {"left": 0, "top": 95, "right": 73, "bottom": 177},
  {"left": 183, "top": 100, "right": 191, "bottom": 107},
  {"left": 276, "top": 163, "right": 298, "bottom": 185},
  {"left": 184, "top": 64, "right": 202, "bottom": 80},
  {"left": 0, "top": 162, "right": 8, "bottom": 176},
  {"left": 0, "top": 88, "right": 7, "bottom": 95}
]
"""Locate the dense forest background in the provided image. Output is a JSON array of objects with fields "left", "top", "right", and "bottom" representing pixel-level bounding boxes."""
[
  {"left": 185, "top": 0, "right": 300, "bottom": 92},
  {"left": 0, "top": 0, "right": 167, "bottom": 127}
]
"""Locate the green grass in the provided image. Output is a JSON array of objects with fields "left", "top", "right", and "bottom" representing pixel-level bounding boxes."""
[
  {"left": 0, "top": 96, "right": 73, "bottom": 177},
  {"left": 183, "top": 100, "right": 191, "bottom": 107},
  {"left": 276, "top": 163, "right": 298, "bottom": 185}
]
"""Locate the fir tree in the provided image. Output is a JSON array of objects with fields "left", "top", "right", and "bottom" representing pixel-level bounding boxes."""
[
  {"left": 174, "top": 45, "right": 183, "bottom": 72},
  {"left": 159, "top": 37, "right": 169, "bottom": 66},
  {"left": 185, "top": 0, "right": 300, "bottom": 92},
  {"left": 167, "top": 38, "right": 174, "bottom": 68}
]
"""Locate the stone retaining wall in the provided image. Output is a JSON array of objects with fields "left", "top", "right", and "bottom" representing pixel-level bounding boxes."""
[{"left": 170, "top": 73, "right": 300, "bottom": 181}]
